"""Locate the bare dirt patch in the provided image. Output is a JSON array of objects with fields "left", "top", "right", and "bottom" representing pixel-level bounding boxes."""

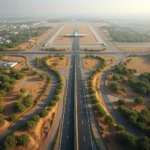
[
  {"left": 2, "top": 56, "right": 27, "bottom": 69},
  {"left": 13, "top": 105, "right": 57, "bottom": 150},
  {"left": 47, "top": 56, "right": 69, "bottom": 69},
  {"left": 115, "top": 42, "right": 150, "bottom": 52},
  {"left": 82, "top": 57, "right": 102, "bottom": 70}
]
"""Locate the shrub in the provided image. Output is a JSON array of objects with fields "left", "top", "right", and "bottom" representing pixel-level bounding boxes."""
[
  {"left": 134, "top": 97, "right": 144, "bottom": 105},
  {"left": 0, "top": 104, "right": 4, "bottom": 113},
  {"left": 10, "top": 114, "right": 17, "bottom": 122},
  {"left": 17, "top": 134, "right": 29, "bottom": 147},
  {"left": 93, "top": 104, "right": 106, "bottom": 117},
  {"left": 27, "top": 121, "right": 35, "bottom": 129},
  {"left": 4, "top": 135, "right": 17, "bottom": 149},
  {"left": 115, "top": 124, "right": 124, "bottom": 131},
  {"left": 105, "top": 115, "right": 115, "bottom": 124},
  {"left": 0, "top": 114, "right": 4, "bottom": 126},
  {"left": 13, "top": 102, "right": 26, "bottom": 113},
  {"left": 39, "top": 110, "right": 49, "bottom": 118},
  {"left": 20, "top": 88, "right": 26, "bottom": 94},
  {"left": 118, "top": 99, "right": 125, "bottom": 105},
  {"left": 116, "top": 131, "right": 137, "bottom": 150},
  {"left": 31, "top": 115, "right": 40, "bottom": 123},
  {"left": 16, "top": 93, "right": 24, "bottom": 100}
]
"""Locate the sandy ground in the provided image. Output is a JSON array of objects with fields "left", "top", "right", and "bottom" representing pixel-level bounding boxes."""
[
  {"left": 53, "top": 23, "right": 75, "bottom": 43},
  {"left": 122, "top": 56, "right": 150, "bottom": 74},
  {"left": 3, "top": 56, "right": 27, "bottom": 69},
  {"left": 115, "top": 42, "right": 150, "bottom": 52},
  {"left": 0, "top": 56, "right": 48, "bottom": 131},
  {"left": 47, "top": 56, "right": 69, "bottom": 69},
  {"left": 82, "top": 57, "right": 102, "bottom": 70},
  {"left": 106, "top": 56, "right": 150, "bottom": 98},
  {"left": 77, "top": 23, "right": 97, "bottom": 43},
  {"left": 13, "top": 105, "right": 57, "bottom": 150}
]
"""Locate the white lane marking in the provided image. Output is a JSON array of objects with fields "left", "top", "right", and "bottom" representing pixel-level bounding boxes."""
[
  {"left": 68, "top": 121, "right": 69, "bottom": 124},
  {"left": 83, "top": 136, "right": 85, "bottom": 142},
  {"left": 82, "top": 120, "right": 84, "bottom": 125},
  {"left": 67, "top": 135, "right": 69, "bottom": 140},
  {"left": 68, "top": 109, "right": 70, "bottom": 111}
]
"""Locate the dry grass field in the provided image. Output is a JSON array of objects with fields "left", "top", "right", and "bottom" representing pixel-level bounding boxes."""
[
  {"left": 122, "top": 56, "right": 150, "bottom": 74},
  {"left": 115, "top": 43, "right": 150, "bottom": 52},
  {"left": 47, "top": 56, "right": 69, "bottom": 69},
  {"left": 82, "top": 57, "right": 102, "bottom": 70}
]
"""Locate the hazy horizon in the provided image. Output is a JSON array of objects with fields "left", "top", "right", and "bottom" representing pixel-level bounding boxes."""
[{"left": 1, "top": 0, "right": 150, "bottom": 18}]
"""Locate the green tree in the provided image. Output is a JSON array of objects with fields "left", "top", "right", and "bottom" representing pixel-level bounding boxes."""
[
  {"left": 17, "top": 134, "right": 29, "bottom": 147},
  {"left": 16, "top": 93, "right": 24, "bottom": 100},
  {"left": 115, "top": 124, "right": 124, "bottom": 131},
  {"left": 137, "top": 136, "right": 150, "bottom": 150},
  {"left": 27, "top": 121, "right": 35, "bottom": 129},
  {"left": 0, "top": 114, "right": 4, "bottom": 126},
  {"left": 4, "top": 135, "right": 17, "bottom": 149},
  {"left": 0, "top": 90, "right": 6, "bottom": 96},
  {"left": 116, "top": 131, "right": 137, "bottom": 150},
  {"left": 13, "top": 102, "right": 26, "bottom": 113},
  {"left": 31, "top": 115, "right": 40, "bottom": 123},
  {"left": 118, "top": 99, "right": 125, "bottom": 105},
  {"left": 134, "top": 97, "right": 144, "bottom": 105},
  {"left": 0, "top": 104, "right": 4, "bottom": 113},
  {"left": 39, "top": 74, "right": 46, "bottom": 80},
  {"left": 105, "top": 115, "right": 114, "bottom": 124},
  {"left": 10, "top": 114, "right": 17, "bottom": 122},
  {"left": 39, "top": 110, "right": 49, "bottom": 118},
  {"left": 20, "top": 88, "right": 26, "bottom": 94}
]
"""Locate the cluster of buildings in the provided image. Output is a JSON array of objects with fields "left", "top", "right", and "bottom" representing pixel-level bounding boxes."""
[{"left": 0, "top": 20, "right": 47, "bottom": 45}]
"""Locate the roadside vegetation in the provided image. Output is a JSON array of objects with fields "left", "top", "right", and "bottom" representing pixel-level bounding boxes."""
[
  {"left": 0, "top": 55, "right": 63, "bottom": 149},
  {"left": 100, "top": 26, "right": 150, "bottom": 42},
  {"left": 107, "top": 56, "right": 150, "bottom": 97},
  {"left": 41, "top": 47, "right": 66, "bottom": 51}
]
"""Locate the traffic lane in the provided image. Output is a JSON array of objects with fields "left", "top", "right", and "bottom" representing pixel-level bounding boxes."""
[
  {"left": 60, "top": 56, "right": 75, "bottom": 150},
  {"left": 76, "top": 64, "right": 92, "bottom": 149}
]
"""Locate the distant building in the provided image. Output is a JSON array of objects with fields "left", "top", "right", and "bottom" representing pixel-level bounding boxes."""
[
  {"left": 20, "top": 24, "right": 29, "bottom": 29},
  {"left": 28, "top": 40, "right": 35, "bottom": 43},
  {"left": 5, "top": 40, "right": 11, "bottom": 44},
  {"left": 4, "top": 62, "right": 18, "bottom": 68}
]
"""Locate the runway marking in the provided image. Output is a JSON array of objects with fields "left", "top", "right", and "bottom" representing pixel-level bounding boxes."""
[
  {"left": 82, "top": 120, "right": 84, "bottom": 124},
  {"left": 83, "top": 136, "right": 85, "bottom": 142}
]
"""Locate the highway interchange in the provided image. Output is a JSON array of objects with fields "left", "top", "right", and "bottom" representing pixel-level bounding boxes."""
[{"left": 0, "top": 23, "right": 150, "bottom": 150}]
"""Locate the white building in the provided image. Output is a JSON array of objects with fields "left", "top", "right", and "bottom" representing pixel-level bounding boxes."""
[
  {"left": 4, "top": 62, "right": 18, "bottom": 68},
  {"left": 28, "top": 40, "right": 35, "bottom": 43},
  {"left": 5, "top": 40, "right": 11, "bottom": 44}
]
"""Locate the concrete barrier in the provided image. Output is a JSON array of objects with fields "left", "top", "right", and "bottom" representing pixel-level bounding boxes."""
[{"left": 74, "top": 55, "right": 79, "bottom": 150}]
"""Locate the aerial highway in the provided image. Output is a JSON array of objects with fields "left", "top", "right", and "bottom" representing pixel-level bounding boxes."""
[{"left": 1, "top": 22, "right": 150, "bottom": 150}]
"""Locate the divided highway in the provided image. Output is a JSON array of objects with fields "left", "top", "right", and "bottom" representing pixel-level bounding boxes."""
[{"left": 59, "top": 34, "right": 94, "bottom": 150}]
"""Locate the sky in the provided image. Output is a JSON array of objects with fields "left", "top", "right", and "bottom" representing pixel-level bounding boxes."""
[{"left": 0, "top": 0, "right": 150, "bottom": 18}]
